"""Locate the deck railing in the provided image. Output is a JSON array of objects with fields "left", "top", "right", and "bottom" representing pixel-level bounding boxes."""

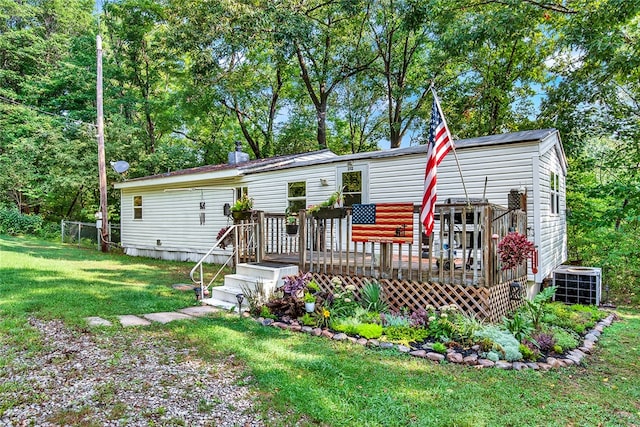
[{"left": 261, "top": 202, "right": 528, "bottom": 288}]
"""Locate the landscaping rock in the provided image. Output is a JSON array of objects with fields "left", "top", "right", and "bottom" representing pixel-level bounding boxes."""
[
  {"left": 584, "top": 333, "right": 599, "bottom": 342},
  {"left": 379, "top": 342, "right": 395, "bottom": 350},
  {"left": 495, "top": 361, "right": 512, "bottom": 370},
  {"left": 367, "top": 339, "right": 380, "bottom": 347},
  {"left": 332, "top": 333, "right": 348, "bottom": 341},
  {"left": 312, "top": 327, "right": 322, "bottom": 336},
  {"left": 289, "top": 325, "right": 302, "bottom": 332},
  {"left": 525, "top": 362, "right": 540, "bottom": 370},
  {"left": 273, "top": 322, "right": 288, "bottom": 330},
  {"left": 546, "top": 357, "right": 563, "bottom": 369},
  {"left": 421, "top": 343, "right": 434, "bottom": 351},
  {"left": 593, "top": 324, "right": 604, "bottom": 333},
  {"left": 397, "top": 345, "right": 411, "bottom": 353},
  {"left": 537, "top": 362, "right": 552, "bottom": 371},
  {"left": 588, "top": 329, "right": 601, "bottom": 337},
  {"left": 463, "top": 354, "right": 478, "bottom": 365},
  {"left": 356, "top": 338, "right": 368, "bottom": 346},
  {"left": 512, "top": 361, "right": 528, "bottom": 371},
  {"left": 409, "top": 350, "right": 427, "bottom": 358},
  {"left": 426, "top": 352, "right": 445, "bottom": 362},
  {"left": 446, "top": 352, "right": 463, "bottom": 364},
  {"left": 565, "top": 354, "right": 581, "bottom": 365},
  {"left": 261, "top": 318, "right": 274, "bottom": 326},
  {"left": 321, "top": 329, "right": 335, "bottom": 339},
  {"left": 476, "top": 359, "right": 495, "bottom": 368},
  {"left": 301, "top": 326, "right": 313, "bottom": 333},
  {"left": 347, "top": 336, "right": 358, "bottom": 344}
]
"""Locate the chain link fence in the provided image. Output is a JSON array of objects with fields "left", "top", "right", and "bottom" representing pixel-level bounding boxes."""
[{"left": 61, "top": 221, "right": 120, "bottom": 249}]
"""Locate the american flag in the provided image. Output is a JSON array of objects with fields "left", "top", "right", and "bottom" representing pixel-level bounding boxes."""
[
  {"left": 352, "top": 203, "right": 414, "bottom": 244},
  {"left": 421, "top": 94, "right": 453, "bottom": 236}
]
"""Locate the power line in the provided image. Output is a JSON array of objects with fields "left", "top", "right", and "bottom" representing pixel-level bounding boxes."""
[{"left": 0, "top": 95, "right": 97, "bottom": 128}]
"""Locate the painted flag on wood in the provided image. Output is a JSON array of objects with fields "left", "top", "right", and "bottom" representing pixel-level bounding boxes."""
[
  {"left": 421, "top": 93, "right": 453, "bottom": 236},
  {"left": 351, "top": 203, "right": 414, "bottom": 244}
]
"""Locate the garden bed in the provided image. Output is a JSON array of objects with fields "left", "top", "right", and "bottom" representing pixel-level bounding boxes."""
[{"left": 243, "top": 273, "right": 615, "bottom": 370}]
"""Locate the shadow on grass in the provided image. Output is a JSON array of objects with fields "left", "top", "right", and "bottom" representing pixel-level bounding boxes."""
[
  {"left": 163, "top": 314, "right": 640, "bottom": 427},
  {"left": 0, "top": 267, "right": 195, "bottom": 325}
]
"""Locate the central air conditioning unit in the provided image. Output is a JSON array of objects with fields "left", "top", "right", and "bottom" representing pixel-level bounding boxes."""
[{"left": 552, "top": 265, "right": 602, "bottom": 306}]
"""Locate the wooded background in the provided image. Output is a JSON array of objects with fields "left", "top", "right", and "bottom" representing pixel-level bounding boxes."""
[{"left": 0, "top": 0, "right": 638, "bottom": 302}]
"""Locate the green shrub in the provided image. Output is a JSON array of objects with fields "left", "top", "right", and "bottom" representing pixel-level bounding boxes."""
[
  {"left": 549, "top": 326, "right": 579, "bottom": 351},
  {"left": 332, "top": 317, "right": 362, "bottom": 335},
  {"left": 474, "top": 325, "right": 522, "bottom": 362},
  {"left": 432, "top": 342, "right": 447, "bottom": 354},
  {"left": 519, "top": 343, "right": 537, "bottom": 362},
  {"left": 356, "top": 323, "right": 383, "bottom": 339},
  {"left": 383, "top": 326, "right": 429, "bottom": 344},
  {"left": 0, "top": 208, "right": 44, "bottom": 235},
  {"left": 543, "top": 302, "right": 606, "bottom": 334},
  {"left": 259, "top": 305, "right": 277, "bottom": 320},
  {"left": 503, "top": 311, "right": 534, "bottom": 341},
  {"left": 300, "top": 313, "right": 316, "bottom": 327}
]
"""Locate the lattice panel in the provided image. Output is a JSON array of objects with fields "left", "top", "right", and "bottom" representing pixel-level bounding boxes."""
[
  {"left": 308, "top": 272, "right": 528, "bottom": 321},
  {"left": 488, "top": 278, "right": 526, "bottom": 322}
]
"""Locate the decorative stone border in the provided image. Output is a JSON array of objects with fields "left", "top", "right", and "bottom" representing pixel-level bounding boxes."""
[{"left": 253, "top": 312, "right": 617, "bottom": 370}]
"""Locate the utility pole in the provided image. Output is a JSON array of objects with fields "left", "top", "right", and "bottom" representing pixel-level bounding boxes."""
[{"left": 97, "top": 34, "right": 109, "bottom": 252}]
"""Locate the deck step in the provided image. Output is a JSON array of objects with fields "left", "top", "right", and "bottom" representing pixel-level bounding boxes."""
[
  {"left": 224, "top": 274, "right": 276, "bottom": 293},
  {"left": 200, "top": 297, "right": 242, "bottom": 312},
  {"left": 235, "top": 263, "right": 298, "bottom": 286},
  {"left": 208, "top": 285, "right": 251, "bottom": 307}
]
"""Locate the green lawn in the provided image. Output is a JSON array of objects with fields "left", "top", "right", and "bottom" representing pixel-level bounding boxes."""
[{"left": 1, "top": 235, "right": 639, "bottom": 426}]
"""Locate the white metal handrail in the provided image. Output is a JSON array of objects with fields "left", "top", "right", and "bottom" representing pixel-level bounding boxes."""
[{"left": 189, "top": 222, "right": 258, "bottom": 298}]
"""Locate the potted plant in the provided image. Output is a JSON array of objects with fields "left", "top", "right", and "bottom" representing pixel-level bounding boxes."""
[
  {"left": 285, "top": 208, "right": 298, "bottom": 235},
  {"left": 230, "top": 194, "right": 253, "bottom": 221},
  {"left": 308, "top": 189, "right": 346, "bottom": 219},
  {"left": 303, "top": 291, "right": 316, "bottom": 313}
]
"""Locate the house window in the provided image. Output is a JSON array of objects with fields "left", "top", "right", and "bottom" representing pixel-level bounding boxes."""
[
  {"left": 235, "top": 187, "right": 248, "bottom": 202},
  {"left": 133, "top": 196, "right": 143, "bottom": 219},
  {"left": 341, "top": 171, "right": 362, "bottom": 206},
  {"left": 550, "top": 172, "right": 560, "bottom": 214},
  {"left": 287, "top": 181, "right": 306, "bottom": 213},
  {"left": 337, "top": 164, "right": 368, "bottom": 206}
]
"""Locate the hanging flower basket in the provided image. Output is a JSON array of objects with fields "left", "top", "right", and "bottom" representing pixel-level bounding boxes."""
[
  {"left": 232, "top": 210, "right": 252, "bottom": 221},
  {"left": 497, "top": 232, "right": 535, "bottom": 271}
]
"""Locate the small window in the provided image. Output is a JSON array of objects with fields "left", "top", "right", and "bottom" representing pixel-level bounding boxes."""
[
  {"left": 287, "top": 181, "right": 306, "bottom": 213},
  {"left": 341, "top": 171, "right": 362, "bottom": 206},
  {"left": 235, "top": 187, "right": 248, "bottom": 201},
  {"left": 133, "top": 196, "right": 143, "bottom": 219},
  {"left": 550, "top": 172, "right": 560, "bottom": 214}
]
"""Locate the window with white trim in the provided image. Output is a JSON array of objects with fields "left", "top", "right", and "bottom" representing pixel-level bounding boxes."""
[
  {"left": 133, "top": 195, "right": 143, "bottom": 219},
  {"left": 337, "top": 164, "right": 368, "bottom": 207},
  {"left": 287, "top": 181, "right": 306, "bottom": 213},
  {"left": 550, "top": 172, "right": 560, "bottom": 214}
]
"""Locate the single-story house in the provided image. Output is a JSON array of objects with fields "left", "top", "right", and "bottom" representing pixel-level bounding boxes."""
[{"left": 114, "top": 128, "right": 567, "bottom": 290}]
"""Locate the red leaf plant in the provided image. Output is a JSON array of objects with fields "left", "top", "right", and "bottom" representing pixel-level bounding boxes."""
[{"left": 497, "top": 232, "right": 535, "bottom": 271}]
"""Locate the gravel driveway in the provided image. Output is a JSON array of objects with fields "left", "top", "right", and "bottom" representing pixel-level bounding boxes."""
[{"left": 0, "top": 318, "right": 275, "bottom": 426}]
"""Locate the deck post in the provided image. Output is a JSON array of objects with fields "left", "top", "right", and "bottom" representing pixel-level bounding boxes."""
[
  {"left": 257, "top": 211, "right": 265, "bottom": 262},
  {"left": 298, "top": 210, "right": 307, "bottom": 269}
]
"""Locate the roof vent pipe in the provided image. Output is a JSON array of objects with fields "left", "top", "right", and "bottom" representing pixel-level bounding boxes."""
[{"left": 228, "top": 140, "right": 249, "bottom": 165}]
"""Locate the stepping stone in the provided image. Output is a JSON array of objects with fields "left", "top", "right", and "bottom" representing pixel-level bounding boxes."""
[
  {"left": 85, "top": 316, "right": 112, "bottom": 327},
  {"left": 178, "top": 305, "right": 219, "bottom": 317},
  {"left": 118, "top": 315, "right": 152, "bottom": 327},
  {"left": 143, "top": 312, "right": 193, "bottom": 324}
]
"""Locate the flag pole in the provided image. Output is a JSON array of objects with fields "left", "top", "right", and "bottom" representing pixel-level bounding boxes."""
[{"left": 430, "top": 87, "right": 470, "bottom": 206}]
